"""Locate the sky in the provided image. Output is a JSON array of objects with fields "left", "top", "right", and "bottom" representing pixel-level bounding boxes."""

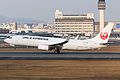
[{"left": 0, "top": 0, "right": 119, "bottom": 22}]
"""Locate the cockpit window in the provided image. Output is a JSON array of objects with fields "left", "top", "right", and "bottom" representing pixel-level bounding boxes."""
[{"left": 7, "top": 36, "right": 12, "bottom": 39}]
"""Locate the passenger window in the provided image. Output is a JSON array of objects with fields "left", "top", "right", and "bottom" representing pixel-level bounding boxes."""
[{"left": 23, "top": 37, "right": 29, "bottom": 39}]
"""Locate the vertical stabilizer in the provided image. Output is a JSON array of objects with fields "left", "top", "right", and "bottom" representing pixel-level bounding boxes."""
[{"left": 92, "top": 23, "right": 114, "bottom": 43}]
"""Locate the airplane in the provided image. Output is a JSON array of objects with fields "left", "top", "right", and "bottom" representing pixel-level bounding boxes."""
[{"left": 4, "top": 23, "right": 114, "bottom": 53}]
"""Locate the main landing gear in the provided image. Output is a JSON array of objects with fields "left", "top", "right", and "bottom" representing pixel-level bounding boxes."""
[{"left": 54, "top": 47, "right": 60, "bottom": 54}]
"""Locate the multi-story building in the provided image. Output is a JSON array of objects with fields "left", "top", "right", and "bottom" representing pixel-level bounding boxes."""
[
  {"left": 0, "top": 25, "right": 9, "bottom": 34},
  {"left": 95, "top": 21, "right": 120, "bottom": 33},
  {"left": 0, "top": 22, "right": 18, "bottom": 33},
  {"left": 94, "top": 21, "right": 120, "bottom": 38},
  {"left": 111, "top": 22, "right": 120, "bottom": 33},
  {"left": 55, "top": 10, "right": 94, "bottom": 36},
  {"left": 94, "top": 22, "right": 108, "bottom": 33}
]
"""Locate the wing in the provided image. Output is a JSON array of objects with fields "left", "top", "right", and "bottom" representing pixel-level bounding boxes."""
[
  {"left": 50, "top": 36, "right": 70, "bottom": 46},
  {"left": 38, "top": 35, "right": 70, "bottom": 51},
  {"left": 49, "top": 35, "right": 70, "bottom": 49}
]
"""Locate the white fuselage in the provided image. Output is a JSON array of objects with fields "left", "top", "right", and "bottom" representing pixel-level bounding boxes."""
[{"left": 4, "top": 35, "right": 106, "bottom": 50}]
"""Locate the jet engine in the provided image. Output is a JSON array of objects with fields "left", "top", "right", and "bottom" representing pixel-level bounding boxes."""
[{"left": 38, "top": 45, "right": 49, "bottom": 50}]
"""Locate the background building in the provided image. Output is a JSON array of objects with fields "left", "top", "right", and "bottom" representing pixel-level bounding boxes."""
[
  {"left": 95, "top": 22, "right": 120, "bottom": 33},
  {"left": 0, "top": 22, "right": 18, "bottom": 34},
  {"left": 55, "top": 10, "right": 94, "bottom": 36},
  {"left": 111, "top": 22, "right": 120, "bottom": 33},
  {"left": 98, "top": 0, "right": 106, "bottom": 32},
  {"left": 94, "top": 22, "right": 120, "bottom": 38},
  {"left": 94, "top": 22, "right": 108, "bottom": 33}
]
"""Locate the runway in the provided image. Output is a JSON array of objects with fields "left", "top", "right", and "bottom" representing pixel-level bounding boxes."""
[{"left": 0, "top": 52, "right": 120, "bottom": 60}]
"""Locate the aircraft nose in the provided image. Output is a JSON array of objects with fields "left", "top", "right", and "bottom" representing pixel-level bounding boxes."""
[{"left": 4, "top": 39, "right": 9, "bottom": 43}]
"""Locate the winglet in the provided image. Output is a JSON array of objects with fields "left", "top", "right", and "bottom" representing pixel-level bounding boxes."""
[
  {"left": 66, "top": 35, "right": 70, "bottom": 42},
  {"left": 75, "top": 35, "right": 79, "bottom": 40}
]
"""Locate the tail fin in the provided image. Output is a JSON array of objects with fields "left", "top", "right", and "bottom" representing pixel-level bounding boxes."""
[{"left": 92, "top": 23, "right": 114, "bottom": 44}]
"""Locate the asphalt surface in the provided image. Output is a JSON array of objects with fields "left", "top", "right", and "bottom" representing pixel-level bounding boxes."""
[{"left": 0, "top": 52, "right": 120, "bottom": 60}]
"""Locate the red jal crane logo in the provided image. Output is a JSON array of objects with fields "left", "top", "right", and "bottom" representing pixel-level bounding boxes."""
[{"left": 100, "top": 32, "right": 108, "bottom": 40}]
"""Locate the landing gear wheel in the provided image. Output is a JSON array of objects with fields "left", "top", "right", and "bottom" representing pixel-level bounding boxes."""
[
  {"left": 57, "top": 49, "right": 60, "bottom": 54},
  {"left": 54, "top": 48, "right": 60, "bottom": 54}
]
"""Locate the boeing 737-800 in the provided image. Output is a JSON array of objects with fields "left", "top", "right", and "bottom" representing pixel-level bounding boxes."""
[{"left": 4, "top": 23, "right": 114, "bottom": 53}]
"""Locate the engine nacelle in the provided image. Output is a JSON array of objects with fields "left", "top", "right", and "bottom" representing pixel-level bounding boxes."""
[{"left": 38, "top": 45, "right": 49, "bottom": 50}]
